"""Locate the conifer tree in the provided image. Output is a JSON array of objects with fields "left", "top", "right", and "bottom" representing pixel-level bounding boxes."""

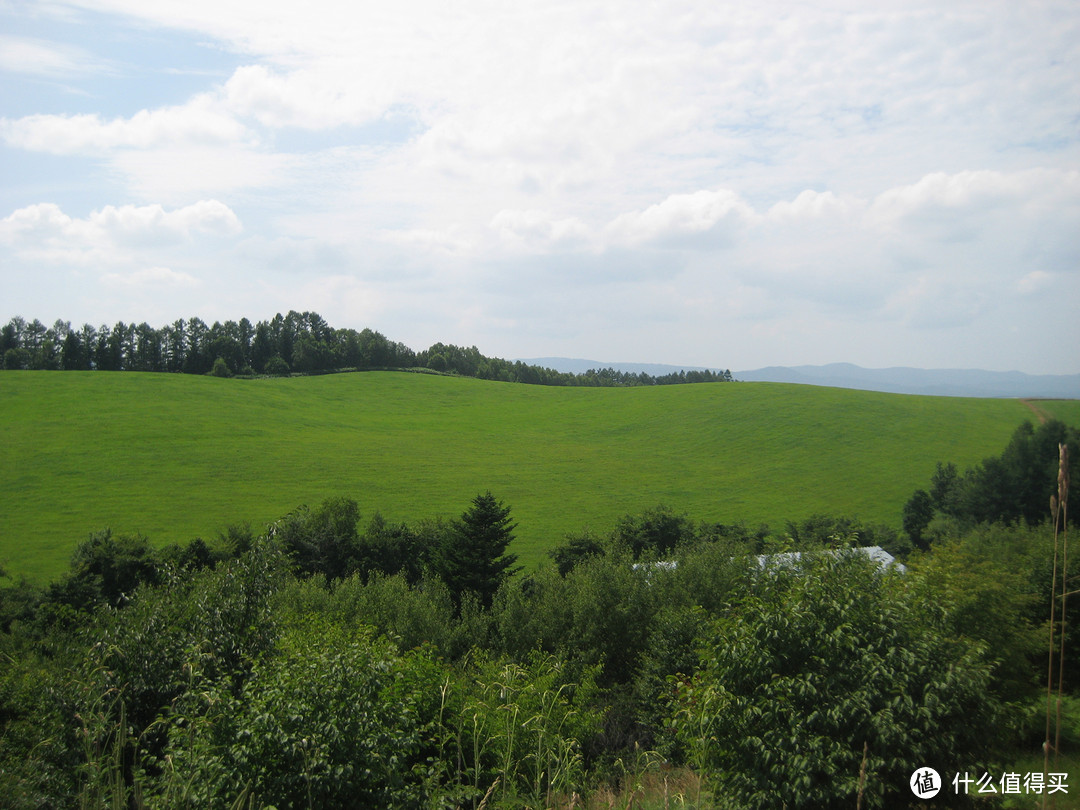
[{"left": 442, "top": 492, "right": 519, "bottom": 608}]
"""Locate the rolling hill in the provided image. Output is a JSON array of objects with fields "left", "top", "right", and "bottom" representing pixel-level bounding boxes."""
[
  {"left": 522, "top": 358, "right": 1080, "bottom": 398},
  {"left": 0, "top": 370, "right": 1060, "bottom": 582}
]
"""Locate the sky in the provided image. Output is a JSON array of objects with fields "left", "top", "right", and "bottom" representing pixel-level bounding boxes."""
[{"left": 1, "top": 0, "right": 1078, "bottom": 374}]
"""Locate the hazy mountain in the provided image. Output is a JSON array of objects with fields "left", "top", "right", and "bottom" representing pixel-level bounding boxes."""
[
  {"left": 734, "top": 363, "right": 1080, "bottom": 398},
  {"left": 521, "top": 358, "right": 1080, "bottom": 398}
]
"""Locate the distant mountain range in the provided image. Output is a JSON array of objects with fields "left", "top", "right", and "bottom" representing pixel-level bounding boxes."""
[{"left": 521, "top": 358, "right": 1080, "bottom": 398}]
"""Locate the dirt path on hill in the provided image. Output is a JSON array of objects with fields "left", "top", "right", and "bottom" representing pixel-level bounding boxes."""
[{"left": 1020, "top": 399, "right": 1050, "bottom": 425}]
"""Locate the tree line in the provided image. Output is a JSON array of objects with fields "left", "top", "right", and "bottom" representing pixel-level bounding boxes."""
[
  {"left": 0, "top": 313, "right": 733, "bottom": 386},
  {"left": 903, "top": 418, "right": 1079, "bottom": 547}
]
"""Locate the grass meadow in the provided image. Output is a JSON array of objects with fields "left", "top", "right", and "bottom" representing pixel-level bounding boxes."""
[{"left": 0, "top": 370, "right": 1052, "bottom": 582}]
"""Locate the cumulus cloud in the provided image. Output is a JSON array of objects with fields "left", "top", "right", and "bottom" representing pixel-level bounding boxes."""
[
  {"left": 222, "top": 65, "right": 394, "bottom": 129},
  {"left": 605, "top": 189, "right": 755, "bottom": 249},
  {"left": 0, "top": 102, "right": 250, "bottom": 155},
  {"left": 93, "top": 200, "right": 242, "bottom": 242},
  {"left": 0, "top": 200, "right": 242, "bottom": 263},
  {"left": 866, "top": 169, "right": 1080, "bottom": 236},
  {"left": 767, "top": 190, "right": 860, "bottom": 223},
  {"left": 867, "top": 170, "right": 1020, "bottom": 242}
]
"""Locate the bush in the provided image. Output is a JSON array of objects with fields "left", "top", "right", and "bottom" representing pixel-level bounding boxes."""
[
  {"left": 675, "top": 551, "right": 1007, "bottom": 809},
  {"left": 264, "top": 354, "right": 290, "bottom": 376},
  {"left": 274, "top": 571, "right": 460, "bottom": 656},
  {"left": 151, "top": 621, "right": 450, "bottom": 808},
  {"left": 210, "top": 356, "right": 231, "bottom": 377},
  {"left": 271, "top": 496, "right": 361, "bottom": 580}
]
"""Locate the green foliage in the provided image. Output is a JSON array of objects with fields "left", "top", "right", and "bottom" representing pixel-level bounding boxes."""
[
  {"left": 631, "top": 605, "right": 709, "bottom": 759},
  {"left": 157, "top": 622, "right": 447, "bottom": 809},
  {"left": 449, "top": 652, "right": 602, "bottom": 808},
  {"left": 0, "top": 634, "right": 80, "bottom": 807},
  {"left": 675, "top": 552, "right": 1006, "bottom": 809},
  {"left": 496, "top": 554, "right": 656, "bottom": 688},
  {"left": 902, "top": 489, "right": 934, "bottom": 549},
  {"left": 272, "top": 496, "right": 361, "bottom": 580},
  {"left": 909, "top": 420, "right": 1079, "bottom": 538},
  {"left": 908, "top": 531, "right": 1043, "bottom": 703},
  {"left": 4, "top": 311, "right": 734, "bottom": 389},
  {"left": 0, "top": 500, "right": 1065, "bottom": 807},
  {"left": 210, "top": 356, "right": 231, "bottom": 377},
  {"left": 0, "top": 577, "right": 43, "bottom": 634},
  {"left": 0, "top": 539, "right": 290, "bottom": 808},
  {"left": 783, "top": 513, "right": 903, "bottom": 555},
  {"left": 549, "top": 531, "right": 606, "bottom": 576},
  {"left": 274, "top": 571, "right": 462, "bottom": 657},
  {"left": 263, "top": 353, "right": 290, "bottom": 375},
  {"left": 356, "top": 512, "right": 444, "bottom": 583},
  {"left": 90, "top": 537, "right": 288, "bottom": 735},
  {"left": 442, "top": 492, "right": 520, "bottom": 608},
  {"left": 611, "top": 505, "right": 694, "bottom": 560},
  {"left": 49, "top": 529, "right": 160, "bottom": 610},
  {"left": 3, "top": 346, "right": 30, "bottom": 370}
]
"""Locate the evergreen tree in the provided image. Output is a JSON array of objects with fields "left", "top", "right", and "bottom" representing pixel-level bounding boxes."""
[{"left": 442, "top": 492, "right": 520, "bottom": 608}]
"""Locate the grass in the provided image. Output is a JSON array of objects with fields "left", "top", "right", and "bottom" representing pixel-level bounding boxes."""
[
  {"left": 0, "top": 370, "right": 1053, "bottom": 582},
  {"left": 1036, "top": 399, "right": 1080, "bottom": 427}
]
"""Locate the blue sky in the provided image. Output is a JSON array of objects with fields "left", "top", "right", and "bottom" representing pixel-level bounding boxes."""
[{"left": 1, "top": 0, "right": 1078, "bottom": 373}]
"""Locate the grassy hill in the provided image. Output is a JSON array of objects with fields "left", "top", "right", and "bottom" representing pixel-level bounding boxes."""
[{"left": 0, "top": 371, "right": 1056, "bottom": 582}]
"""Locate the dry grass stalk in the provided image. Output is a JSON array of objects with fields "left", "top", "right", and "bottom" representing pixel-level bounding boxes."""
[
  {"left": 1044, "top": 443, "right": 1070, "bottom": 810},
  {"left": 856, "top": 740, "right": 868, "bottom": 810},
  {"left": 476, "top": 777, "right": 500, "bottom": 810}
]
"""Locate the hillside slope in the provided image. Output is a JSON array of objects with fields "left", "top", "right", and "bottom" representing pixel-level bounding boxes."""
[{"left": 0, "top": 371, "right": 1043, "bottom": 581}]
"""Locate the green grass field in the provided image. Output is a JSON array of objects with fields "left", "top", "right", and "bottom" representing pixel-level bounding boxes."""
[{"left": 0, "top": 371, "right": 1062, "bottom": 582}]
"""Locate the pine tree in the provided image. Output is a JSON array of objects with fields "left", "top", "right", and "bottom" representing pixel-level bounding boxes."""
[{"left": 442, "top": 492, "right": 520, "bottom": 608}]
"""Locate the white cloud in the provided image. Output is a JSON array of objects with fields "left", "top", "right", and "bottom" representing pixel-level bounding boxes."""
[
  {"left": 605, "top": 189, "right": 754, "bottom": 249},
  {"left": 0, "top": 200, "right": 242, "bottom": 263},
  {"left": 867, "top": 170, "right": 1024, "bottom": 239},
  {"left": 110, "top": 147, "right": 299, "bottom": 203},
  {"left": 866, "top": 169, "right": 1080, "bottom": 231},
  {"left": 489, "top": 209, "right": 591, "bottom": 253},
  {"left": 767, "top": 190, "right": 860, "bottom": 223},
  {"left": 102, "top": 265, "right": 201, "bottom": 288},
  {"left": 0, "top": 102, "right": 249, "bottom": 155},
  {"left": 222, "top": 65, "right": 394, "bottom": 129},
  {"left": 91, "top": 200, "right": 242, "bottom": 242}
]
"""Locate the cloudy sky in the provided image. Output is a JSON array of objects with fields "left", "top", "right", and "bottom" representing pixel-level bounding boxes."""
[{"left": 2, "top": 0, "right": 1078, "bottom": 373}]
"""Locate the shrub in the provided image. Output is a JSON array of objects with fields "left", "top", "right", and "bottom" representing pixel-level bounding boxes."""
[
  {"left": 675, "top": 552, "right": 1006, "bottom": 809},
  {"left": 152, "top": 621, "right": 450, "bottom": 808},
  {"left": 210, "top": 356, "right": 231, "bottom": 377},
  {"left": 264, "top": 354, "right": 290, "bottom": 376}
]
